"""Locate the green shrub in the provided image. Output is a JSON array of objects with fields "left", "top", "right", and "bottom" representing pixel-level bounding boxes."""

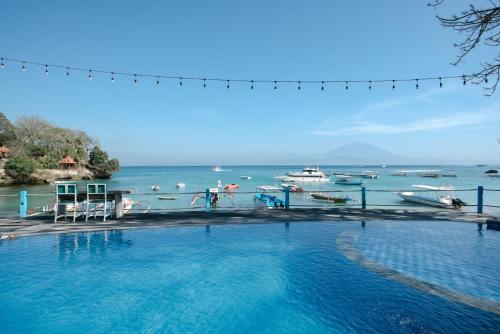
[{"left": 5, "top": 155, "right": 40, "bottom": 177}]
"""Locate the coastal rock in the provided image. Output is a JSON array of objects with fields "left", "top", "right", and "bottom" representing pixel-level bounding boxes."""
[{"left": 1, "top": 164, "right": 95, "bottom": 185}]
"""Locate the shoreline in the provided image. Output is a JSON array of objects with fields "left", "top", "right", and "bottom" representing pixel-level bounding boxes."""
[{"left": 0, "top": 208, "right": 492, "bottom": 238}]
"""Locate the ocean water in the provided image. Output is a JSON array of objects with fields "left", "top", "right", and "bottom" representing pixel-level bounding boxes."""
[
  {"left": 0, "top": 221, "right": 499, "bottom": 333},
  {"left": 1, "top": 165, "right": 500, "bottom": 216}
]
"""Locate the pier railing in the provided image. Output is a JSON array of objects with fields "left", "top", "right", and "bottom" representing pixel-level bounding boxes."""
[{"left": 1, "top": 185, "right": 500, "bottom": 220}]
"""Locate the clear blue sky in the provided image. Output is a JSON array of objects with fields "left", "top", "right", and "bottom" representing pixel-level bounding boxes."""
[{"left": 0, "top": 0, "right": 498, "bottom": 165}]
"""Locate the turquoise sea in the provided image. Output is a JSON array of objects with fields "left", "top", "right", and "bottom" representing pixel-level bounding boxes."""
[{"left": 1, "top": 165, "right": 500, "bottom": 216}]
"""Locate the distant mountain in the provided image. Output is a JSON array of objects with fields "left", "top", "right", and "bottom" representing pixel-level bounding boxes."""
[{"left": 310, "top": 142, "right": 410, "bottom": 165}]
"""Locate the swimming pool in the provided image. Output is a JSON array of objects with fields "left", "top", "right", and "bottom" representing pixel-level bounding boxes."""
[{"left": 1, "top": 221, "right": 499, "bottom": 333}]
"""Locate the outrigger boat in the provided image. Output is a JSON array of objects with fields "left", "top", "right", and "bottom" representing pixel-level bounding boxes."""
[
  {"left": 391, "top": 170, "right": 409, "bottom": 176},
  {"left": 310, "top": 192, "right": 352, "bottom": 203},
  {"left": 254, "top": 193, "right": 285, "bottom": 208},
  {"left": 361, "top": 171, "right": 379, "bottom": 179},
  {"left": 335, "top": 175, "right": 363, "bottom": 186},
  {"left": 396, "top": 185, "right": 466, "bottom": 209},
  {"left": 224, "top": 184, "right": 240, "bottom": 191}
]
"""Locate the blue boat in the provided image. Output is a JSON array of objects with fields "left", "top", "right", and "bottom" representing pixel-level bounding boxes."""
[
  {"left": 334, "top": 175, "right": 363, "bottom": 186},
  {"left": 254, "top": 193, "right": 286, "bottom": 208}
]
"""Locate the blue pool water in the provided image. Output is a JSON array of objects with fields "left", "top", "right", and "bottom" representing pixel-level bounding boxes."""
[{"left": 1, "top": 221, "right": 499, "bottom": 333}]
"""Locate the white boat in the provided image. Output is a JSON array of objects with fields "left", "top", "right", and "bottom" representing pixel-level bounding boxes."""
[
  {"left": 275, "top": 167, "right": 329, "bottom": 183},
  {"left": 396, "top": 185, "right": 465, "bottom": 209},
  {"left": 240, "top": 176, "right": 252, "bottom": 179},
  {"left": 176, "top": 182, "right": 186, "bottom": 189},
  {"left": 418, "top": 171, "right": 440, "bottom": 178},
  {"left": 441, "top": 171, "right": 457, "bottom": 177},
  {"left": 361, "top": 171, "right": 379, "bottom": 179},
  {"left": 335, "top": 175, "right": 363, "bottom": 186},
  {"left": 212, "top": 166, "right": 231, "bottom": 172},
  {"left": 391, "top": 170, "right": 409, "bottom": 176},
  {"left": 151, "top": 185, "right": 160, "bottom": 191}
]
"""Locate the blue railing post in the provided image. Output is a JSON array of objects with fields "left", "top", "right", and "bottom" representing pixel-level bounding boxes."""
[
  {"left": 205, "top": 188, "right": 210, "bottom": 212},
  {"left": 284, "top": 189, "right": 290, "bottom": 210},
  {"left": 361, "top": 187, "right": 366, "bottom": 209},
  {"left": 477, "top": 186, "right": 483, "bottom": 214},
  {"left": 20, "top": 190, "right": 28, "bottom": 219}
]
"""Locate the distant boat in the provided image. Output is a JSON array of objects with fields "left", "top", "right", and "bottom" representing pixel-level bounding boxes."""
[
  {"left": 419, "top": 171, "right": 440, "bottom": 178},
  {"left": 335, "top": 175, "right": 363, "bottom": 186},
  {"left": 224, "top": 184, "right": 240, "bottom": 191},
  {"left": 256, "top": 185, "right": 283, "bottom": 192},
  {"left": 391, "top": 170, "right": 409, "bottom": 176},
  {"left": 477, "top": 164, "right": 487, "bottom": 167},
  {"left": 212, "top": 166, "right": 231, "bottom": 172},
  {"left": 152, "top": 185, "right": 160, "bottom": 191},
  {"left": 240, "top": 176, "right": 252, "bottom": 179},
  {"left": 485, "top": 169, "right": 498, "bottom": 174},
  {"left": 158, "top": 196, "right": 178, "bottom": 200},
  {"left": 381, "top": 165, "right": 387, "bottom": 168},
  {"left": 361, "top": 171, "right": 379, "bottom": 179},
  {"left": 441, "top": 171, "right": 457, "bottom": 177},
  {"left": 311, "top": 192, "right": 352, "bottom": 203},
  {"left": 176, "top": 183, "right": 186, "bottom": 189},
  {"left": 396, "top": 185, "right": 465, "bottom": 209}
]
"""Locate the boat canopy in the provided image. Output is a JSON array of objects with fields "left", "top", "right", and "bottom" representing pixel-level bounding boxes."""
[{"left": 412, "top": 184, "right": 454, "bottom": 191}]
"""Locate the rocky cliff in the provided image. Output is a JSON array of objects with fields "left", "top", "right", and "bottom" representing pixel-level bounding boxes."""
[{"left": 0, "top": 162, "right": 95, "bottom": 186}]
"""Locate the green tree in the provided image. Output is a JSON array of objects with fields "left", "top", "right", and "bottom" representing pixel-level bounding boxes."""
[{"left": 0, "top": 112, "right": 16, "bottom": 146}]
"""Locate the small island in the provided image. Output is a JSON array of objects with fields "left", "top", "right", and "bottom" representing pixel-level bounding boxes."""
[{"left": 0, "top": 112, "right": 119, "bottom": 185}]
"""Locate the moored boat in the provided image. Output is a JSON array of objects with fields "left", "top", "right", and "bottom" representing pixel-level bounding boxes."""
[
  {"left": 240, "top": 176, "right": 252, "bottom": 179},
  {"left": 396, "top": 185, "right": 465, "bottom": 209},
  {"left": 254, "top": 193, "right": 285, "bottom": 208},
  {"left": 335, "top": 175, "right": 363, "bottom": 186},
  {"left": 224, "top": 183, "right": 240, "bottom": 191},
  {"left": 391, "top": 170, "right": 409, "bottom": 176},
  {"left": 176, "top": 182, "right": 186, "bottom": 189},
  {"left": 361, "top": 171, "right": 379, "bottom": 179},
  {"left": 310, "top": 192, "right": 352, "bottom": 203},
  {"left": 275, "top": 167, "right": 329, "bottom": 183},
  {"left": 281, "top": 183, "right": 304, "bottom": 192}
]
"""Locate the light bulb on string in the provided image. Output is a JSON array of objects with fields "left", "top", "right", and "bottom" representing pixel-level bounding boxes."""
[
  {"left": 485, "top": 76, "right": 488, "bottom": 84},
  {"left": 88, "top": 70, "right": 92, "bottom": 80},
  {"left": 111, "top": 72, "right": 115, "bottom": 82},
  {"left": 274, "top": 81, "right": 277, "bottom": 90},
  {"left": 45, "top": 64, "right": 48, "bottom": 75},
  {"left": 179, "top": 77, "right": 183, "bottom": 86},
  {"left": 156, "top": 77, "right": 160, "bottom": 85},
  {"left": 297, "top": 81, "right": 301, "bottom": 90},
  {"left": 345, "top": 81, "right": 348, "bottom": 90},
  {"left": 463, "top": 75, "right": 466, "bottom": 85},
  {"left": 368, "top": 81, "right": 372, "bottom": 90},
  {"left": 133, "top": 74, "right": 138, "bottom": 84},
  {"left": 66, "top": 67, "right": 70, "bottom": 76},
  {"left": 203, "top": 78, "right": 206, "bottom": 88},
  {"left": 0, "top": 58, "right": 4, "bottom": 68},
  {"left": 415, "top": 79, "right": 419, "bottom": 89},
  {"left": 439, "top": 77, "right": 442, "bottom": 88},
  {"left": 226, "top": 80, "right": 230, "bottom": 89},
  {"left": 321, "top": 81, "right": 325, "bottom": 91},
  {"left": 22, "top": 62, "right": 26, "bottom": 71},
  {"left": 250, "top": 80, "right": 254, "bottom": 90},
  {"left": 392, "top": 80, "right": 395, "bottom": 90}
]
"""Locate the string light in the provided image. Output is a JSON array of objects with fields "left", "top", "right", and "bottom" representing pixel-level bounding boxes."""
[
  {"left": 0, "top": 56, "right": 480, "bottom": 93},
  {"left": 485, "top": 76, "right": 488, "bottom": 84}
]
